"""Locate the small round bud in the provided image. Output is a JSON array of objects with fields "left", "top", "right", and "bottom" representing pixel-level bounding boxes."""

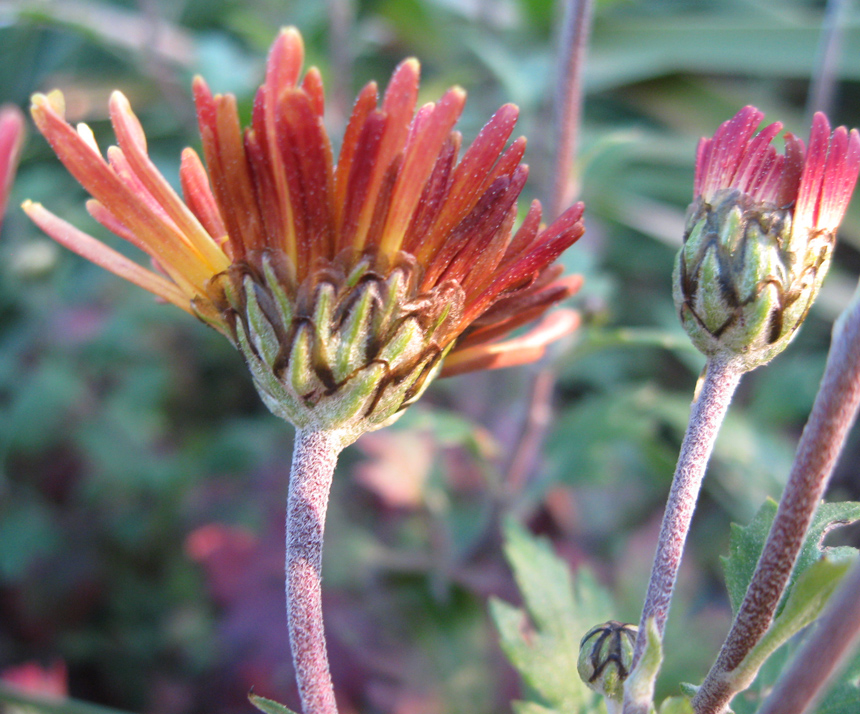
[{"left": 577, "top": 620, "right": 637, "bottom": 703}]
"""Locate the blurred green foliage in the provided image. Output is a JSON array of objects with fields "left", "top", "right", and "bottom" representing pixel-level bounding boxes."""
[{"left": 1, "top": 0, "right": 860, "bottom": 713}]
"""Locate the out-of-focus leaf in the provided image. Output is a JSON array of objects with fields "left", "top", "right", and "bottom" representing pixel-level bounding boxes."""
[
  {"left": 490, "top": 519, "right": 611, "bottom": 714},
  {"left": 0, "top": 500, "right": 59, "bottom": 580},
  {"left": 588, "top": 19, "right": 860, "bottom": 92},
  {"left": 0, "top": 685, "right": 132, "bottom": 714}
]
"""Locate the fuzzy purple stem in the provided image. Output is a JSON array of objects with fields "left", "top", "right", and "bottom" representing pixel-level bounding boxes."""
[
  {"left": 623, "top": 356, "right": 742, "bottom": 714},
  {"left": 549, "top": 0, "right": 594, "bottom": 220},
  {"left": 287, "top": 429, "right": 343, "bottom": 714},
  {"left": 692, "top": 295, "right": 860, "bottom": 714},
  {"left": 756, "top": 559, "right": 860, "bottom": 714}
]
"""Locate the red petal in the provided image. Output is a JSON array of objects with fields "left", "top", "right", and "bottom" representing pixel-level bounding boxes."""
[{"left": 333, "top": 82, "right": 379, "bottom": 235}]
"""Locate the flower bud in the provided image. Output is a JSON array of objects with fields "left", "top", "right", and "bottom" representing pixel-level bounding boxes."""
[
  {"left": 675, "top": 107, "right": 860, "bottom": 371},
  {"left": 577, "top": 620, "right": 637, "bottom": 703}
]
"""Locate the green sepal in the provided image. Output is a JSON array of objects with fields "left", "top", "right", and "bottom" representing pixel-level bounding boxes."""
[
  {"left": 243, "top": 278, "right": 280, "bottom": 366},
  {"left": 287, "top": 324, "right": 316, "bottom": 399}
]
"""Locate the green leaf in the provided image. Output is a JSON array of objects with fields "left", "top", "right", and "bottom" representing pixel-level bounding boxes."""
[
  {"left": 657, "top": 696, "right": 694, "bottom": 714},
  {"left": 721, "top": 500, "right": 860, "bottom": 616},
  {"left": 734, "top": 557, "right": 856, "bottom": 690},
  {"left": 790, "top": 502, "right": 860, "bottom": 606},
  {"left": 623, "top": 617, "right": 662, "bottom": 714},
  {"left": 720, "top": 501, "right": 860, "bottom": 712},
  {"left": 248, "top": 693, "right": 300, "bottom": 714},
  {"left": 490, "top": 519, "right": 613, "bottom": 714},
  {"left": 722, "top": 498, "right": 779, "bottom": 615}
]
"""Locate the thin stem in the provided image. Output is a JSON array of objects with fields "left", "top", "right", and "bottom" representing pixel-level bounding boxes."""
[
  {"left": 504, "top": 367, "right": 556, "bottom": 496},
  {"left": 756, "top": 559, "right": 860, "bottom": 714},
  {"left": 805, "top": 0, "right": 848, "bottom": 122},
  {"left": 287, "top": 428, "right": 344, "bottom": 714},
  {"left": 693, "top": 293, "right": 860, "bottom": 714},
  {"left": 326, "top": 0, "right": 354, "bottom": 128},
  {"left": 549, "top": 0, "right": 594, "bottom": 220},
  {"left": 623, "top": 356, "right": 743, "bottom": 714}
]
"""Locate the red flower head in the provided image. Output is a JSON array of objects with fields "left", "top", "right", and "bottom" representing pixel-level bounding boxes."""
[
  {"left": 25, "top": 28, "right": 584, "bottom": 443},
  {"left": 0, "top": 104, "right": 26, "bottom": 234},
  {"left": 675, "top": 106, "right": 860, "bottom": 370}
]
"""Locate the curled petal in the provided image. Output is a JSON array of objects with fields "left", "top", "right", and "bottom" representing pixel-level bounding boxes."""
[
  {"left": 441, "top": 309, "right": 580, "bottom": 377},
  {"left": 23, "top": 200, "right": 196, "bottom": 312}
]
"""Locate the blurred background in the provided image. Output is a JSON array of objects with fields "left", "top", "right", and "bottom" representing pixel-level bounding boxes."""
[{"left": 1, "top": 1, "right": 860, "bottom": 713}]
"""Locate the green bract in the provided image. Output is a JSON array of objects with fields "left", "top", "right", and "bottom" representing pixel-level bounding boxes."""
[
  {"left": 210, "top": 250, "right": 461, "bottom": 445},
  {"left": 673, "top": 189, "right": 833, "bottom": 372}
]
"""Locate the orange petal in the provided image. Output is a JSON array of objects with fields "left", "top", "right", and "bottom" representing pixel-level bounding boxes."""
[
  {"left": 24, "top": 200, "right": 196, "bottom": 311},
  {"left": 441, "top": 309, "right": 580, "bottom": 377},
  {"left": 265, "top": 27, "right": 305, "bottom": 97},
  {"left": 109, "top": 92, "right": 229, "bottom": 273},
  {"left": 275, "top": 88, "right": 335, "bottom": 275},
  {"left": 31, "top": 92, "right": 220, "bottom": 291},
  {"left": 378, "top": 87, "right": 467, "bottom": 256},
  {"left": 422, "top": 103, "right": 519, "bottom": 253},
  {"left": 333, "top": 82, "right": 379, "bottom": 232},
  {"left": 180, "top": 147, "right": 227, "bottom": 248},
  {"left": 350, "top": 59, "right": 420, "bottom": 251}
]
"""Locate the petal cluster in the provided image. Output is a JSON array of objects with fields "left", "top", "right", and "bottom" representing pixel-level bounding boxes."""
[
  {"left": 676, "top": 106, "right": 860, "bottom": 370},
  {"left": 25, "top": 27, "right": 584, "bottom": 437}
]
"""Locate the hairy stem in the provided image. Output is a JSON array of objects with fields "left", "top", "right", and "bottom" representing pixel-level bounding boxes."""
[
  {"left": 757, "top": 559, "right": 860, "bottom": 714},
  {"left": 623, "top": 356, "right": 742, "bottom": 714},
  {"left": 287, "top": 428, "right": 344, "bottom": 714},
  {"left": 549, "top": 0, "right": 594, "bottom": 220},
  {"left": 693, "top": 294, "right": 860, "bottom": 714}
]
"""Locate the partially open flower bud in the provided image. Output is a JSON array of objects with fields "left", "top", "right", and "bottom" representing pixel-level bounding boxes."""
[
  {"left": 674, "top": 107, "right": 860, "bottom": 371},
  {"left": 577, "top": 620, "right": 637, "bottom": 703}
]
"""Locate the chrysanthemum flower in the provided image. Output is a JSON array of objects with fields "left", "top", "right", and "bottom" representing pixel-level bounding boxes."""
[
  {"left": 26, "top": 30, "right": 586, "bottom": 714},
  {"left": 25, "top": 27, "right": 584, "bottom": 445},
  {"left": 674, "top": 105, "right": 860, "bottom": 371},
  {"left": 0, "top": 104, "right": 26, "bottom": 234}
]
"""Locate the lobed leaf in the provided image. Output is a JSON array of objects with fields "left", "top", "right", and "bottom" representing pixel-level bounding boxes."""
[{"left": 491, "top": 519, "right": 613, "bottom": 714}]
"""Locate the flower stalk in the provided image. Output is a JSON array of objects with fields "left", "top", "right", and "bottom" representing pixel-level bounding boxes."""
[
  {"left": 287, "top": 429, "right": 344, "bottom": 714},
  {"left": 549, "top": 0, "right": 594, "bottom": 220},
  {"left": 627, "top": 356, "right": 742, "bottom": 678},
  {"left": 692, "top": 282, "right": 860, "bottom": 714}
]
